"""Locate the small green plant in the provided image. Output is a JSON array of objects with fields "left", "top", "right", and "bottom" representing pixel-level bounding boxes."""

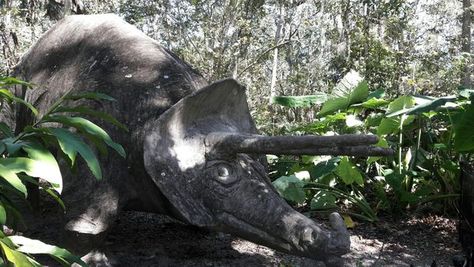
[{"left": 0, "top": 76, "right": 125, "bottom": 266}]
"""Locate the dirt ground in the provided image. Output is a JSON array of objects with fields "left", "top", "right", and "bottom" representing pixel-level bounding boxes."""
[{"left": 31, "top": 211, "right": 457, "bottom": 267}]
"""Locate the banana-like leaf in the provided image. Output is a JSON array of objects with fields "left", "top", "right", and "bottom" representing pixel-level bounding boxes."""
[
  {"left": 49, "top": 128, "right": 102, "bottom": 180},
  {"left": 9, "top": 236, "right": 87, "bottom": 267},
  {"left": 387, "top": 95, "right": 456, "bottom": 117},
  {"left": 272, "top": 93, "right": 328, "bottom": 108},
  {"left": 319, "top": 71, "right": 369, "bottom": 116},
  {"left": 454, "top": 103, "right": 474, "bottom": 152},
  {"left": 0, "top": 163, "right": 27, "bottom": 197},
  {"left": 43, "top": 116, "right": 125, "bottom": 158}
]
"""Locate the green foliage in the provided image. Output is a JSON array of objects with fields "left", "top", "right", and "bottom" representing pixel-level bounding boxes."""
[
  {"left": 453, "top": 103, "right": 474, "bottom": 152},
  {"left": 272, "top": 175, "right": 306, "bottom": 204},
  {"left": 272, "top": 94, "right": 328, "bottom": 108},
  {"left": 320, "top": 71, "right": 369, "bottom": 116},
  {"left": 0, "top": 77, "right": 125, "bottom": 266},
  {"left": 270, "top": 72, "right": 467, "bottom": 223}
]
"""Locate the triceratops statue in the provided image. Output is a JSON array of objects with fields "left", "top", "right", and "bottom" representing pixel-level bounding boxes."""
[{"left": 5, "top": 14, "right": 392, "bottom": 266}]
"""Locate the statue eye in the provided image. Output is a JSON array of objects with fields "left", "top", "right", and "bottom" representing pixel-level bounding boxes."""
[
  {"left": 213, "top": 163, "right": 237, "bottom": 185},
  {"left": 217, "top": 165, "right": 230, "bottom": 177}
]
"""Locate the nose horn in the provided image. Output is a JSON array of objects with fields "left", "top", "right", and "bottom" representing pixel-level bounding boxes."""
[{"left": 205, "top": 132, "right": 394, "bottom": 157}]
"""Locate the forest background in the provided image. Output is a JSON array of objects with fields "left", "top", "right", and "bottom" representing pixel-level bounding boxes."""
[{"left": 1, "top": 0, "right": 473, "bottom": 221}]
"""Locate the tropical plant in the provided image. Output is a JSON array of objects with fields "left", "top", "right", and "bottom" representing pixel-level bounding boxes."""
[
  {"left": 0, "top": 76, "right": 125, "bottom": 266},
  {"left": 270, "top": 71, "right": 470, "bottom": 222}
]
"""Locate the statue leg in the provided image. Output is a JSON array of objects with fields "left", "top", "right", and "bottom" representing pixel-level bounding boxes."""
[{"left": 60, "top": 180, "right": 121, "bottom": 266}]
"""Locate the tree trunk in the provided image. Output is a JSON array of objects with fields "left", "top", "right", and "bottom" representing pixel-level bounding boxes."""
[
  {"left": 270, "top": 4, "right": 284, "bottom": 104},
  {"left": 461, "top": 0, "right": 472, "bottom": 88},
  {"left": 363, "top": 2, "right": 370, "bottom": 76},
  {"left": 459, "top": 162, "right": 474, "bottom": 263}
]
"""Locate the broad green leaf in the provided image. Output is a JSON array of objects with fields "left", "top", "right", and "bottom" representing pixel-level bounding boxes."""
[
  {"left": 9, "top": 236, "right": 87, "bottom": 267},
  {"left": 376, "top": 115, "right": 415, "bottom": 136},
  {"left": 376, "top": 118, "right": 399, "bottom": 136},
  {"left": 82, "top": 132, "right": 109, "bottom": 156},
  {"left": 272, "top": 175, "right": 306, "bottom": 204},
  {"left": 0, "top": 201, "right": 6, "bottom": 225},
  {"left": 49, "top": 128, "right": 102, "bottom": 180},
  {"left": 382, "top": 169, "right": 402, "bottom": 192},
  {"left": 2, "top": 138, "right": 25, "bottom": 155},
  {"left": 0, "top": 156, "right": 61, "bottom": 192},
  {"left": 43, "top": 116, "right": 125, "bottom": 158},
  {"left": 0, "top": 239, "right": 34, "bottom": 267},
  {"left": 367, "top": 89, "right": 385, "bottom": 99},
  {"left": 272, "top": 93, "right": 328, "bottom": 108},
  {"left": 386, "top": 96, "right": 415, "bottom": 114},
  {"left": 319, "top": 71, "right": 368, "bottom": 116},
  {"left": 22, "top": 144, "right": 62, "bottom": 193},
  {"left": 387, "top": 96, "right": 456, "bottom": 117},
  {"left": 335, "top": 157, "right": 364, "bottom": 186},
  {"left": 332, "top": 70, "right": 366, "bottom": 98},
  {"left": 365, "top": 113, "right": 383, "bottom": 128},
  {"left": 454, "top": 103, "right": 474, "bottom": 152},
  {"left": 360, "top": 98, "right": 390, "bottom": 109},
  {"left": 319, "top": 97, "right": 351, "bottom": 116},
  {"left": 459, "top": 89, "right": 474, "bottom": 99},
  {"left": 65, "top": 92, "right": 116, "bottom": 102},
  {"left": 382, "top": 169, "right": 417, "bottom": 204},
  {"left": 310, "top": 190, "right": 337, "bottom": 210},
  {"left": 1, "top": 198, "right": 25, "bottom": 229},
  {"left": 309, "top": 157, "right": 340, "bottom": 180},
  {"left": 0, "top": 163, "right": 27, "bottom": 197},
  {"left": 54, "top": 106, "right": 128, "bottom": 131}
]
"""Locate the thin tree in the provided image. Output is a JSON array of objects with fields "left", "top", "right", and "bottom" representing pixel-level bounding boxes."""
[{"left": 461, "top": 0, "right": 471, "bottom": 88}]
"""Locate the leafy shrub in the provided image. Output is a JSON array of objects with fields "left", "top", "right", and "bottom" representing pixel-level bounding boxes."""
[
  {"left": 270, "top": 71, "right": 471, "bottom": 222},
  {"left": 0, "top": 77, "right": 125, "bottom": 266}
]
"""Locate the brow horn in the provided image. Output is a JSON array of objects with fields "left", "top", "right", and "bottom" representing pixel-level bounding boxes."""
[{"left": 205, "top": 133, "right": 394, "bottom": 156}]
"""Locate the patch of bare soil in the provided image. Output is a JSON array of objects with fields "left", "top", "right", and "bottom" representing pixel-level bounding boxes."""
[
  {"left": 26, "top": 211, "right": 462, "bottom": 267},
  {"left": 97, "top": 212, "right": 461, "bottom": 267},
  {"left": 347, "top": 215, "right": 461, "bottom": 266}
]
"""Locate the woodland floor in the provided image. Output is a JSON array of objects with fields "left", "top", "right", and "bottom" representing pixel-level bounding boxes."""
[{"left": 30, "top": 211, "right": 460, "bottom": 267}]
